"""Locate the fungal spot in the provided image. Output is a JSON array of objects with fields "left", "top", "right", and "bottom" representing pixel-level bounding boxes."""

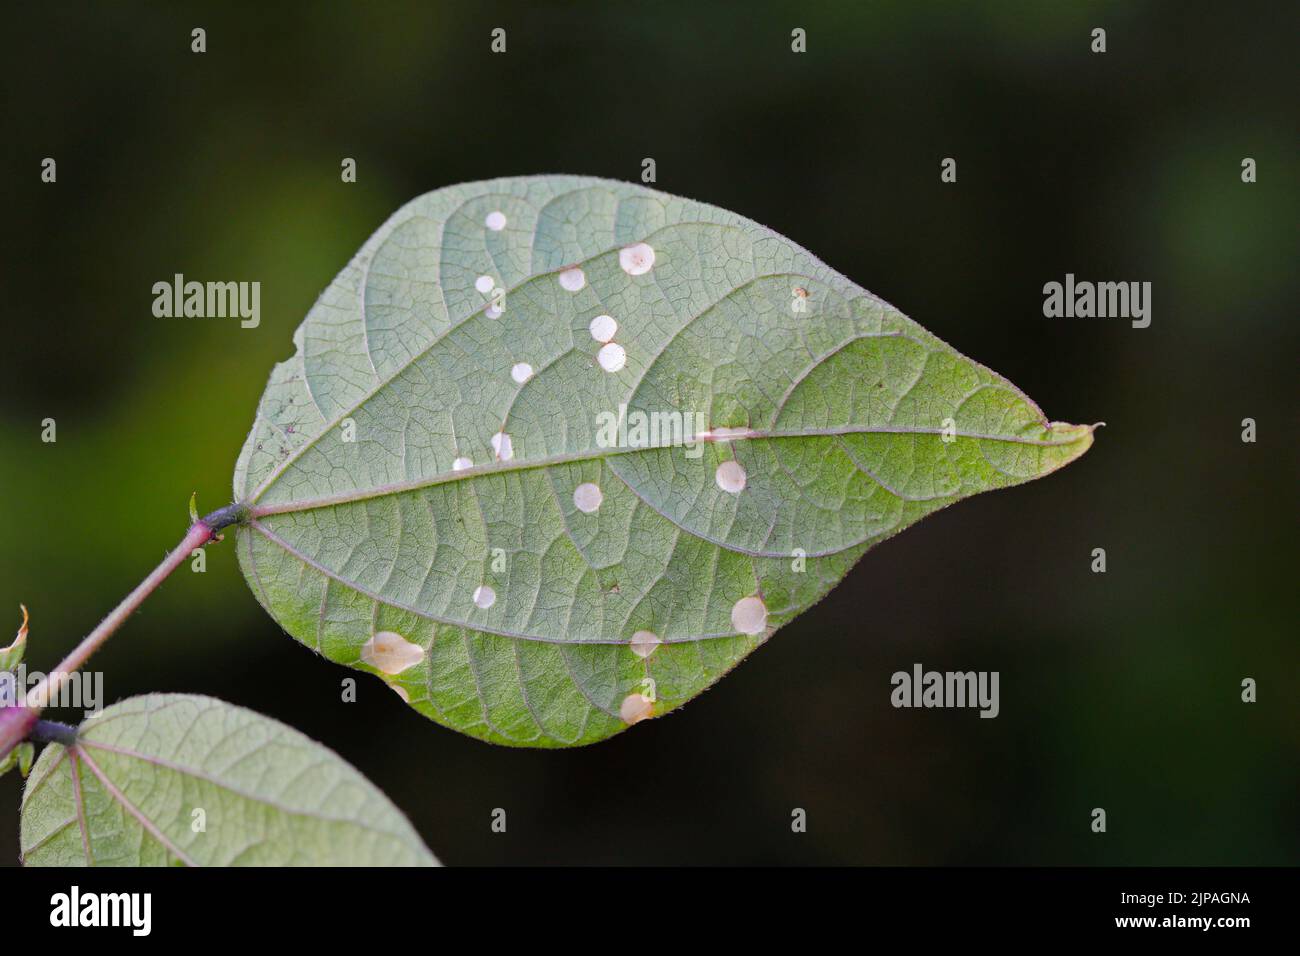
[
  {"left": 473, "top": 585, "right": 496, "bottom": 609},
  {"left": 485, "top": 304, "right": 503, "bottom": 319},
  {"left": 475, "top": 275, "right": 495, "bottom": 295},
  {"left": 452, "top": 456, "right": 473, "bottom": 471},
  {"left": 715, "top": 459, "right": 747, "bottom": 493},
  {"left": 793, "top": 286, "right": 809, "bottom": 298},
  {"left": 619, "top": 242, "right": 655, "bottom": 276},
  {"left": 597, "top": 342, "right": 626, "bottom": 373},
  {"left": 630, "top": 630, "right": 661, "bottom": 659},
  {"left": 511, "top": 362, "right": 534, "bottom": 384},
  {"left": 485, "top": 210, "right": 507, "bottom": 231},
  {"left": 619, "top": 692, "right": 654, "bottom": 725},
  {"left": 573, "top": 482, "right": 603, "bottom": 514},
  {"left": 731, "top": 595, "right": 767, "bottom": 636},
  {"left": 491, "top": 431, "right": 514, "bottom": 461},
  {"left": 589, "top": 314, "right": 618, "bottom": 343},
  {"left": 360, "top": 630, "right": 425, "bottom": 675},
  {"left": 558, "top": 267, "right": 586, "bottom": 292}
]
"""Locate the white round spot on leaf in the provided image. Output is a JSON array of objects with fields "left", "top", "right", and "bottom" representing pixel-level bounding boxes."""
[
  {"left": 390, "top": 683, "right": 410, "bottom": 703},
  {"left": 715, "top": 459, "right": 747, "bottom": 493},
  {"left": 731, "top": 595, "right": 767, "bottom": 636},
  {"left": 619, "top": 243, "right": 655, "bottom": 276},
  {"left": 573, "top": 482, "right": 603, "bottom": 513},
  {"left": 452, "top": 456, "right": 472, "bottom": 472},
  {"left": 630, "top": 630, "right": 661, "bottom": 659},
  {"left": 360, "top": 630, "right": 425, "bottom": 675},
  {"left": 472, "top": 585, "right": 496, "bottom": 609},
  {"left": 485, "top": 210, "right": 507, "bottom": 231},
  {"left": 597, "top": 342, "right": 626, "bottom": 373},
  {"left": 491, "top": 431, "right": 513, "bottom": 461},
  {"left": 559, "top": 267, "right": 586, "bottom": 292},
  {"left": 589, "top": 314, "right": 618, "bottom": 343},
  {"left": 619, "top": 692, "right": 654, "bottom": 725},
  {"left": 511, "top": 362, "right": 534, "bottom": 384},
  {"left": 485, "top": 304, "right": 503, "bottom": 319},
  {"left": 475, "top": 275, "right": 494, "bottom": 295}
]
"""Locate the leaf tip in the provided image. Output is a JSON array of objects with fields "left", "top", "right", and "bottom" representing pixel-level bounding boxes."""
[
  {"left": 2, "top": 605, "right": 28, "bottom": 665},
  {"left": 1042, "top": 419, "right": 1098, "bottom": 470}
]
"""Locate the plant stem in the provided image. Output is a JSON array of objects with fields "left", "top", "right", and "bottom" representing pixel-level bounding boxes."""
[
  {"left": 23, "top": 504, "right": 247, "bottom": 712},
  {"left": 0, "top": 504, "right": 248, "bottom": 762},
  {"left": 0, "top": 707, "right": 36, "bottom": 762},
  {"left": 30, "top": 719, "right": 79, "bottom": 746},
  {"left": 24, "top": 521, "right": 214, "bottom": 711}
]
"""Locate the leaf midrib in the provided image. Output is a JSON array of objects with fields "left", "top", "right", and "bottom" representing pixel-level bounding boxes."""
[{"left": 249, "top": 420, "right": 1087, "bottom": 519}]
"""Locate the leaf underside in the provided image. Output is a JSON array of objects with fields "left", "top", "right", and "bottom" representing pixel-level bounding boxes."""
[
  {"left": 20, "top": 694, "right": 436, "bottom": 866},
  {"left": 233, "top": 175, "right": 1093, "bottom": 747}
]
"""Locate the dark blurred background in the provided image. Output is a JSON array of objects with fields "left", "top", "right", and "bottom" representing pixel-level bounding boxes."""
[{"left": 1, "top": 1, "right": 1295, "bottom": 865}]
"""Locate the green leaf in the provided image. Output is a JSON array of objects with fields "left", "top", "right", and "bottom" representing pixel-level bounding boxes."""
[
  {"left": 0, "top": 605, "right": 28, "bottom": 673},
  {"left": 0, "top": 742, "right": 34, "bottom": 780},
  {"left": 19, "top": 694, "right": 437, "bottom": 866},
  {"left": 233, "top": 175, "right": 1094, "bottom": 748}
]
